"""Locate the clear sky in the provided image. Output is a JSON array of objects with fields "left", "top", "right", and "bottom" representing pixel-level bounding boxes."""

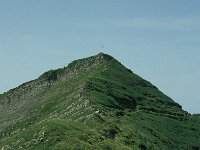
[{"left": 0, "top": 0, "right": 199, "bottom": 114}]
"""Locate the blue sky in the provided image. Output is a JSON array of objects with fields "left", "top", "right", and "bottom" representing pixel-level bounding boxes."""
[{"left": 0, "top": 0, "right": 199, "bottom": 113}]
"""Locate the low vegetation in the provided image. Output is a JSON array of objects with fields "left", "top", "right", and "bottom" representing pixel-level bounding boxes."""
[{"left": 0, "top": 53, "right": 199, "bottom": 149}]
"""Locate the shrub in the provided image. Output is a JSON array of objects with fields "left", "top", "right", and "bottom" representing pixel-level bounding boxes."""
[
  {"left": 139, "top": 143, "right": 147, "bottom": 150},
  {"left": 42, "top": 70, "right": 58, "bottom": 81}
]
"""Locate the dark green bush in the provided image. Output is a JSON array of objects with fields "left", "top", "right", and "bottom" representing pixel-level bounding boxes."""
[
  {"left": 139, "top": 143, "right": 147, "bottom": 150},
  {"left": 41, "top": 70, "right": 58, "bottom": 81}
]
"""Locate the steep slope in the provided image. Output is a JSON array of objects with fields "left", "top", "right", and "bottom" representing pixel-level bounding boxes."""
[{"left": 0, "top": 53, "right": 200, "bottom": 150}]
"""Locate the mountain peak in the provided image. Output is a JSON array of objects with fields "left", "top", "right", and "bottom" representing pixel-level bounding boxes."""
[
  {"left": 67, "top": 52, "right": 114, "bottom": 70},
  {"left": 88, "top": 52, "right": 114, "bottom": 61},
  {"left": 97, "top": 52, "right": 113, "bottom": 58},
  {"left": 39, "top": 53, "right": 115, "bottom": 82},
  {"left": 1, "top": 53, "right": 199, "bottom": 150}
]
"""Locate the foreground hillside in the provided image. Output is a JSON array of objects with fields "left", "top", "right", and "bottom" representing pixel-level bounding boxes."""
[{"left": 0, "top": 53, "right": 200, "bottom": 150}]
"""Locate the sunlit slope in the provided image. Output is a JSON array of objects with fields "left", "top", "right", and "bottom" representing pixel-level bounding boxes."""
[{"left": 0, "top": 53, "right": 199, "bottom": 149}]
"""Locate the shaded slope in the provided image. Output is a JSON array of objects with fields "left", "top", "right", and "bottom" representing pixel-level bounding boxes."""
[{"left": 0, "top": 53, "right": 200, "bottom": 150}]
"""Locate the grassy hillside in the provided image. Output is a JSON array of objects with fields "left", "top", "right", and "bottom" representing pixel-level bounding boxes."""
[{"left": 0, "top": 53, "right": 199, "bottom": 150}]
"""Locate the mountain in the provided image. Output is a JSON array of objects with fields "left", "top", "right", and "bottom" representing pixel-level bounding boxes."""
[{"left": 0, "top": 52, "right": 200, "bottom": 150}]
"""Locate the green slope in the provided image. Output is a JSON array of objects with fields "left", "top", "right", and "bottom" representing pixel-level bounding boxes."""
[{"left": 0, "top": 53, "right": 200, "bottom": 150}]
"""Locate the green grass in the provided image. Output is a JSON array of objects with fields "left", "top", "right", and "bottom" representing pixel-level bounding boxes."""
[{"left": 0, "top": 53, "right": 199, "bottom": 149}]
